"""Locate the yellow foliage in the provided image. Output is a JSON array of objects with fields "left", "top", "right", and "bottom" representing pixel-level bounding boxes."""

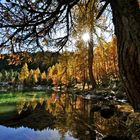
[
  {"left": 34, "top": 74, "right": 38, "bottom": 83},
  {"left": 29, "top": 69, "right": 34, "bottom": 76},
  {"left": 48, "top": 37, "right": 118, "bottom": 85},
  {"left": 18, "top": 63, "right": 29, "bottom": 82},
  {"left": 41, "top": 71, "right": 47, "bottom": 80},
  {"left": 35, "top": 68, "right": 41, "bottom": 75},
  {"left": 93, "top": 37, "right": 118, "bottom": 82},
  {"left": 48, "top": 63, "right": 66, "bottom": 85}
]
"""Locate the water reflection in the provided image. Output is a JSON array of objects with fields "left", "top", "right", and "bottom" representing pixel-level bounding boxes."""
[
  {"left": 0, "top": 91, "right": 128, "bottom": 140},
  {"left": 0, "top": 125, "right": 78, "bottom": 140}
]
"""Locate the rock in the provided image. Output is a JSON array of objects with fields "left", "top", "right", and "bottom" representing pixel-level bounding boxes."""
[
  {"left": 126, "top": 112, "right": 140, "bottom": 140},
  {"left": 103, "top": 135, "right": 129, "bottom": 140},
  {"left": 116, "top": 104, "right": 134, "bottom": 113},
  {"left": 84, "top": 94, "right": 92, "bottom": 99},
  {"left": 116, "top": 104, "right": 133, "bottom": 121},
  {"left": 121, "top": 112, "right": 130, "bottom": 122},
  {"left": 100, "top": 106, "right": 114, "bottom": 119},
  {"left": 105, "top": 95, "right": 114, "bottom": 100},
  {"left": 126, "top": 112, "right": 140, "bottom": 123}
]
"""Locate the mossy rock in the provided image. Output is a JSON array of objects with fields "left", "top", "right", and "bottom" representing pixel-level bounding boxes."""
[{"left": 126, "top": 112, "right": 140, "bottom": 140}]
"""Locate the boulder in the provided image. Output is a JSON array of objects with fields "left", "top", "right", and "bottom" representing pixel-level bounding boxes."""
[{"left": 126, "top": 112, "right": 140, "bottom": 140}]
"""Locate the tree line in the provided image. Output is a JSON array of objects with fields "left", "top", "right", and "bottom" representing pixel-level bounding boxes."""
[{"left": 0, "top": 37, "right": 118, "bottom": 88}]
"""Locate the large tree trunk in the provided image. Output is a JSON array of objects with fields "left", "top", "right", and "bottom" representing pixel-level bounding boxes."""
[
  {"left": 86, "top": 0, "right": 97, "bottom": 90},
  {"left": 110, "top": 0, "right": 140, "bottom": 111},
  {"left": 88, "top": 31, "right": 96, "bottom": 89}
]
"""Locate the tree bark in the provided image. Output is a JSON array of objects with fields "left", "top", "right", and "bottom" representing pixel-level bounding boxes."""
[
  {"left": 86, "top": 0, "right": 97, "bottom": 90},
  {"left": 88, "top": 31, "right": 96, "bottom": 89},
  {"left": 110, "top": 0, "right": 140, "bottom": 111}
]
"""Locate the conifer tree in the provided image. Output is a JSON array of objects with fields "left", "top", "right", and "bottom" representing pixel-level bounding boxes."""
[{"left": 18, "top": 63, "right": 29, "bottom": 83}]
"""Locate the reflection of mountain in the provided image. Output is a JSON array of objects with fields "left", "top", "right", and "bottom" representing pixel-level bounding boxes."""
[{"left": 0, "top": 92, "right": 128, "bottom": 139}]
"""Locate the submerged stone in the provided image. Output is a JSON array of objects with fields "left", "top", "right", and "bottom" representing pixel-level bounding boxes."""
[{"left": 100, "top": 106, "right": 114, "bottom": 119}]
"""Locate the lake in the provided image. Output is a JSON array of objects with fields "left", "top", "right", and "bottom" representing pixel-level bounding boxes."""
[{"left": 0, "top": 90, "right": 129, "bottom": 140}]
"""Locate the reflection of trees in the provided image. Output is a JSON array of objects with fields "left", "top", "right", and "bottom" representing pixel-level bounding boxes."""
[
  {"left": 16, "top": 93, "right": 48, "bottom": 114},
  {"left": 46, "top": 92, "right": 128, "bottom": 139},
  {"left": 15, "top": 92, "right": 128, "bottom": 139},
  {"left": 46, "top": 92, "right": 96, "bottom": 140}
]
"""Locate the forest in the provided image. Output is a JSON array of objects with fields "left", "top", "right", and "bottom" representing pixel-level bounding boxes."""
[
  {"left": 0, "top": 38, "right": 118, "bottom": 87},
  {"left": 0, "top": 0, "right": 139, "bottom": 140}
]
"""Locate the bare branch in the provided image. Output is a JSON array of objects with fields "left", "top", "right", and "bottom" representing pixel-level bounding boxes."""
[{"left": 0, "top": 0, "right": 79, "bottom": 53}]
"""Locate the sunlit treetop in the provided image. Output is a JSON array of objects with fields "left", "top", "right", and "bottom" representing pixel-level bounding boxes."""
[
  {"left": 0, "top": 0, "right": 80, "bottom": 53},
  {"left": 82, "top": 32, "right": 90, "bottom": 42},
  {"left": 0, "top": 0, "right": 111, "bottom": 54}
]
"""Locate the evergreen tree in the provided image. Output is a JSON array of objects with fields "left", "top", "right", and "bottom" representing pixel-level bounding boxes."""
[
  {"left": 34, "top": 67, "right": 41, "bottom": 84},
  {"left": 18, "top": 63, "right": 29, "bottom": 83},
  {"left": 41, "top": 71, "right": 47, "bottom": 85}
]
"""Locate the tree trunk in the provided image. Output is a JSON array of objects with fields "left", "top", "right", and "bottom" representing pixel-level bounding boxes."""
[
  {"left": 88, "top": 31, "right": 96, "bottom": 89},
  {"left": 110, "top": 0, "right": 140, "bottom": 111}
]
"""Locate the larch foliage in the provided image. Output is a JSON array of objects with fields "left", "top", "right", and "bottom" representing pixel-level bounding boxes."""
[
  {"left": 18, "top": 63, "right": 29, "bottom": 82},
  {"left": 41, "top": 71, "right": 47, "bottom": 81}
]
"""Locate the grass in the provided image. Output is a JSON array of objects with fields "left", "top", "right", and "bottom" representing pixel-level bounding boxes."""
[
  {"left": 0, "top": 105, "right": 16, "bottom": 114},
  {"left": 0, "top": 90, "right": 51, "bottom": 104},
  {"left": 0, "top": 90, "right": 52, "bottom": 114}
]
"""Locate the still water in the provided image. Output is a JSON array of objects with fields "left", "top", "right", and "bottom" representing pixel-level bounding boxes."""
[
  {"left": 0, "top": 125, "right": 77, "bottom": 140},
  {"left": 0, "top": 90, "right": 127, "bottom": 140}
]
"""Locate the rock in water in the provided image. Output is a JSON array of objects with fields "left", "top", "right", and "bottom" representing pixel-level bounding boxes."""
[{"left": 100, "top": 106, "right": 114, "bottom": 119}]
